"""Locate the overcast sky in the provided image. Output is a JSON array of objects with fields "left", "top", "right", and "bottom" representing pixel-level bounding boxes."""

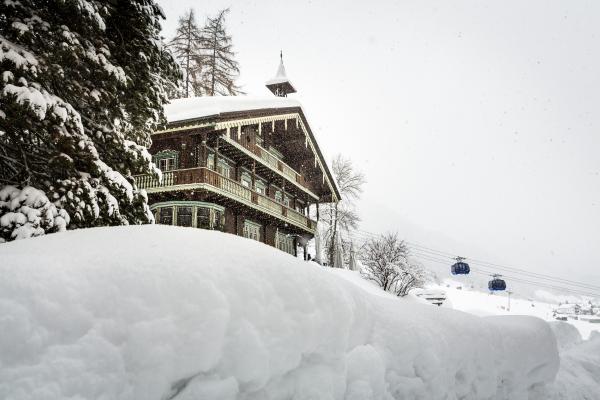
[{"left": 157, "top": 0, "right": 600, "bottom": 289}]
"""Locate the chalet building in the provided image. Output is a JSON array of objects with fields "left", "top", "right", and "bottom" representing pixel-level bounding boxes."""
[{"left": 135, "top": 57, "right": 340, "bottom": 256}]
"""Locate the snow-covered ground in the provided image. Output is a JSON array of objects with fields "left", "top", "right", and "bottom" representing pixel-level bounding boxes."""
[
  {"left": 0, "top": 226, "right": 597, "bottom": 399},
  {"left": 334, "top": 271, "right": 600, "bottom": 399},
  {"left": 432, "top": 278, "right": 600, "bottom": 340}
]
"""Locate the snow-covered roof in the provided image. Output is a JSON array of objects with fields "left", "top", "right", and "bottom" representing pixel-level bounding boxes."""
[
  {"left": 265, "top": 58, "right": 294, "bottom": 86},
  {"left": 164, "top": 96, "right": 302, "bottom": 123},
  {"left": 265, "top": 55, "right": 296, "bottom": 94}
]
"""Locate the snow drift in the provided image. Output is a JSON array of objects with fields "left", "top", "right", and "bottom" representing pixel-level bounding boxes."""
[{"left": 0, "top": 225, "right": 560, "bottom": 399}]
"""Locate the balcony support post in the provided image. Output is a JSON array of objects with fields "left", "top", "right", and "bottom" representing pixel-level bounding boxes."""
[
  {"left": 282, "top": 177, "right": 286, "bottom": 206},
  {"left": 252, "top": 159, "right": 256, "bottom": 189},
  {"left": 200, "top": 132, "right": 208, "bottom": 167},
  {"left": 316, "top": 201, "right": 320, "bottom": 222},
  {"left": 214, "top": 136, "right": 220, "bottom": 171}
]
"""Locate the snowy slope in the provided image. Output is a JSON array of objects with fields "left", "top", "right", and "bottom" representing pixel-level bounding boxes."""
[
  {"left": 431, "top": 278, "right": 600, "bottom": 340},
  {"left": 0, "top": 226, "right": 563, "bottom": 399}
]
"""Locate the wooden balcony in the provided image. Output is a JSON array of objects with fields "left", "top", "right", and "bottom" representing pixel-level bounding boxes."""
[
  {"left": 219, "top": 134, "right": 318, "bottom": 200},
  {"left": 135, "top": 167, "right": 317, "bottom": 234}
]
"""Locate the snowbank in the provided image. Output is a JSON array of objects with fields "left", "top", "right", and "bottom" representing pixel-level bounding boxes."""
[
  {"left": 0, "top": 226, "right": 560, "bottom": 399},
  {"left": 165, "top": 96, "right": 301, "bottom": 123},
  {"left": 546, "top": 323, "right": 600, "bottom": 399}
]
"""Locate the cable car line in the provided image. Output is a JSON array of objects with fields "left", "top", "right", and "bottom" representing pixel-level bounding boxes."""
[
  {"left": 405, "top": 240, "right": 600, "bottom": 291},
  {"left": 331, "top": 229, "right": 600, "bottom": 297},
  {"left": 412, "top": 252, "right": 600, "bottom": 298},
  {"left": 348, "top": 230, "right": 600, "bottom": 292}
]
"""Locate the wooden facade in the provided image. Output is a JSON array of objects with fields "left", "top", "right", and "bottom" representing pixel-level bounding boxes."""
[{"left": 136, "top": 101, "right": 340, "bottom": 257}]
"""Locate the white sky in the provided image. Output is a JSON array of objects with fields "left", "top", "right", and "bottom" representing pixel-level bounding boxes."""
[{"left": 157, "top": 0, "right": 600, "bottom": 288}]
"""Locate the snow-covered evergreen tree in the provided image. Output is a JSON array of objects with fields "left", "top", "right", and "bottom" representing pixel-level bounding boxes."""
[
  {"left": 0, "top": 0, "right": 179, "bottom": 241},
  {"left": 168, "top": 9, "right": 204, "bottom": 98},
  {"left": 199, "top": 8, "right": 243, "bottom": 96}
]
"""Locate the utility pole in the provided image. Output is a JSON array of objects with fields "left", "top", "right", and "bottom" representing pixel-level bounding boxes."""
[{"left": 507, "top": 291, "right": 513, "bottom": 312}]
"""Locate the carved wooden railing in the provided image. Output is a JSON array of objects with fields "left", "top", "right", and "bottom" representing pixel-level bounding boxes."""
[
  {"left": 220, "top": 135, "right": 316, "bottom": 195},
  {"left": 135, "top": 170, "right": 174, "bottom": 189},
  {"left": 134, "top": 167, "right": 316, "bottom": 232}
]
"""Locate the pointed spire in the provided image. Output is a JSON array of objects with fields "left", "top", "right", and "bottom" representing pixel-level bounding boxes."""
[{"left": 266, "top": 51, "right": 296, "bottom": 97}]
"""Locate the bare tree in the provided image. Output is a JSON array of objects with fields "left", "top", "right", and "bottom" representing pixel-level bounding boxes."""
[
  {"left": 199, "top": 8, "right": 243, "bottom": 96},
  {"left": 322, "top": 155, "right": 365, "bottom": 267},
  {"left": 360, "top": 233, "right": 427, "bottom": 296},
  {"left": 169, "top": 9, "right": 205, "bottom": 98}
]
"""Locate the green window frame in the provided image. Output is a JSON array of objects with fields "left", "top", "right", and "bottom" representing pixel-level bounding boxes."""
[
  {"left": 153, "top": 150, "right": 179, "bottom": 172},
  {"left": 241, "top": 172, "right": 252, "bottom": 189},
  {"left": 151, "top": 201, "right": 224, "bottom": 230},
  {"left": 276, "top": 231, "right": 295, "bottom": 255},
  {"left": 255, "top": 180, "right": 266, "bottom": 195},
  {"left": 243, "top": 220, "right": 262, "bottom": 241},
  {"left": 274, "top": 190, "right": 283, "bottom": 203},
  {"left": 177, "top": 206, "right": 193, "bottom": 227},
  {"left": 196, "top": 207, "right": 211, "bottom": 229},
  {"left": 158, "top": 207, "right": 173, "bottom": 225}
]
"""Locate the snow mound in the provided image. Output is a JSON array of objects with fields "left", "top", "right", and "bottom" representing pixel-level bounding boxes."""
[
  {"left": 548, "top": 321, "right": 582, "bottom": 351},
  {"left": 547, "top": 331, "right": 600, "bottom": 399},
  {"left": 0, "top": 225, "right": 560, "bottom": 400},
  {"left": 165, "top": 96, "right": 301, "bottom": 123}
]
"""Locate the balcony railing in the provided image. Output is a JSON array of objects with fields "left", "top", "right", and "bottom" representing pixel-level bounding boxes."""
[
  {"left": 135, "top": 167, "right": 316, "bottom": 233},
  {"left": 220, "top": 135, "right": 315, "bottom": 197}
]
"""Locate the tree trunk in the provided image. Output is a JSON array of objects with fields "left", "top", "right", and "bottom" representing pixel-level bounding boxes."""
[{"left": 185, "top": 15, "right": 191, "bottom": 98}]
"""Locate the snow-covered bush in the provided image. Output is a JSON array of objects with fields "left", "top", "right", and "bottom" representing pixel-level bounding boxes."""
[
  {"left": 0, "top": 0, "right": 179, "bottom": 240},
  {"left": 0, "top": 185, "right": 69, "bottom": 242},
  {"left": 360, "top": 232, "right": 428, "bottom": 296}
]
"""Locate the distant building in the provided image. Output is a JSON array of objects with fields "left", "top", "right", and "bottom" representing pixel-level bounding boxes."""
[
  {"left": 135, "top": 56, "right": 340, "bottom": 256},
  {"left": 414, "top": 289, "right": 448, "bottom": 307}
]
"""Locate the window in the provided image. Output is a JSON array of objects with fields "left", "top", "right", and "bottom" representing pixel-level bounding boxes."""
[
  {"left": 241, "top": 172, "right": 252, "bottom": 188},
  {"left": 277, "top": 231, "right": 295, "bottom": 255},
  {"left": 275, "top": 190, "right": 283, "bottom": 203},
  {"left": 213, "top": 210, "right": 223, "bottom": 230},
  {"left": 153, "top": 150, "right": 179, "bottom": 172},
  {"left": 243, "top": 220, "right": 261, "bottom": 242},
  {"left": 217, "top": 159, "right": 231, "bottom": 178},
  {"left": 207, "top": 153, "right": 215, "bottom": 170},
  {"left": 177, "top": 206, "right": 192, "bottom": 227},
  {"left": 158, "top": 207, "right": 173, "bottom": 225},
  {"left": 255, "top": 181, "right": 266, "bottom": 195},
  {"left": 283, "top": 196, "right": 291, "bottom": 208},
  {"left": 196, "top": 207, "right": 210, "bottom": 229},
  {"left": 159, "top": 157, "right": 175, "bottom": 172}
]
